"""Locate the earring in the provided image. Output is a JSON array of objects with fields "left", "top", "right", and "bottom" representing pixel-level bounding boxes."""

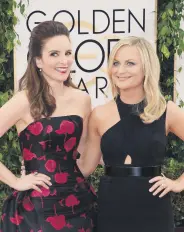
[{"left": 39, "top": 68, "right": 42, "bottom": 72}]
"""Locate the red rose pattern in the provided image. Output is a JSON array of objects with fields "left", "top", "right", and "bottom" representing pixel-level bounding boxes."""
[
  {"left": 10, "top": 211, "right": 24, "bottom": 225},
  {"left": 55, "top": 120, "right": 75, "bottom": 135},
  {"left": 65, "top": 194, "right": 80, "bottom": 214},
  {"left": 45, "top": 160, "right": 57, "bottom": 172},
  {"left": 45, "top": 125, "right": 53, "bottom": 134},
  {"left": 64, "top": 137, "right": 76, "bottom": 152},
  {"left": 0, "top": 116, "right": 96, "bottom": 231},
  {"left": 23, "top": 148, "right": 37, "bottom": 161},
  {"left": 22, "top": 196, "right": 34, "bottom": 211},
  {"left": 28, "top": 122, "right": 43, "bottom": 135},
  {"left": 46, "top": 214, "right": 66, "bottom": 230}
]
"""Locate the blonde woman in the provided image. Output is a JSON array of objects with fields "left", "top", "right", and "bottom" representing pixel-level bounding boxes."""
[{"left": 77, "top": 36, "right": 184, "bottom": 232}]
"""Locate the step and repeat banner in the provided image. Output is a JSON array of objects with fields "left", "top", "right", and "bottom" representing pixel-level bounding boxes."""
[{"left": 14, "top": 0, "right": 157, "bottom": 107}]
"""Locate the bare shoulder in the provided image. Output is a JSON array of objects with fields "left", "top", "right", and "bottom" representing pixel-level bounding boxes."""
[
  {"left": 73, "top": 88, "right": 90, "bottom": 102},
  {"left": 166, "top": 100, "right": 184, "bottom": 131},
  {"left": 91, "top": 100, "right": 115, "bottom": 122},
  {"left": 13, "top": 90, "right": 29, "bottom": 106},
  {"left": 71, "top": 88, "right": 91, "bottom": 107},
  {"left": 166, "top": 100, "right": 181, "bottom": 119},
  {"left": 0, "top": 90, "right": 30, "bottom": 136},
  {"left": 1, "top": 90, "right": 29, "bottom": 111}
]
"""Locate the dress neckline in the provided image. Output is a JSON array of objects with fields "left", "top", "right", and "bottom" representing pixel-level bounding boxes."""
[
  {"left": 116, "top": 95, "right": 145, "bottom": 118},
  {"left": 18, "top": 115, "right": 83, "bottom": 137},
  {"left": 117, "top": 94, "right": 145, "bottom": 106}
]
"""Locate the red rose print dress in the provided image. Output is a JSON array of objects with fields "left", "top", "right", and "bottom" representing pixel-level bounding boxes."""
[{"left": 0, "top": 115, "right": 97, "bottom": 232}]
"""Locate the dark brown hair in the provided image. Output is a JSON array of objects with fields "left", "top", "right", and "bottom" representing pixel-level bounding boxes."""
[{"left": 19, "top": 21, "right": 76, "bottom": 120}]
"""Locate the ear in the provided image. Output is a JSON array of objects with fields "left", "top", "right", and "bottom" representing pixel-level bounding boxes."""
[{"left": 35, "top": 57, "right": 43, "bottom": 69}]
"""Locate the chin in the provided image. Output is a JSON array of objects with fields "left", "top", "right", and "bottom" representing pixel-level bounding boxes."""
[
  {"left": 116, "top": 83, "right": 132, "bottom": 90},
  {"left": 56, "top": 74, "right": 69, "bottom": 82}
]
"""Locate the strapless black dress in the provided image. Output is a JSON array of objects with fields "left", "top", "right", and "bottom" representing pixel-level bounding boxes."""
[{"left": 0, "top": 115, "right": 97, "bottom": 232}]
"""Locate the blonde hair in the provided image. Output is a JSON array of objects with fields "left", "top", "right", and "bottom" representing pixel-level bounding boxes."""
[{"left": 108, "top": 36, "right": 166, "bottom": 123}]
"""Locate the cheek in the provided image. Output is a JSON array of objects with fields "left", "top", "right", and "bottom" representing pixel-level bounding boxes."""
[
  {"left": 111, "top": 67, "right": 118, "bottom": 76},
  {"left": 68, "top": 57, "right": 74, "bottom": 66},
  {"left": 42, "top": 58, "right": 55, "bottom": 68}
]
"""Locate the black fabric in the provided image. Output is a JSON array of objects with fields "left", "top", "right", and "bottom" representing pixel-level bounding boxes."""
[
  {"left": 97, "top": 96, "right": 174, "bottom": 232},
  {"left": 0, "top": 115, "right": 97, "bottom": 232}
]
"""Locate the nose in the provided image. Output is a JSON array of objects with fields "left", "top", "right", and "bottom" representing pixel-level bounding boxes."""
[
  {"left": 59, "top": 55, "right": 68, "bottom": 66},
  {"left": 117, "top": 64, "right": 126, "bottom": 75}
]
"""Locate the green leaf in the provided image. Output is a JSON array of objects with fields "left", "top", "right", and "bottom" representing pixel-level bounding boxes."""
[
  {"left": 161, "top": 44, "right": 170, "bottom": 58},
  {"left": 160, "top": 26, "right": 169, "bottom": 36},
  {"left": 178, "top": 67, "right": 182, "bottom": 73},
  {"left": 20, "top": 4, "right": 25, "bottom": 15},
  {"left": 8, "top": 131, "right": 14, "bottom": 141},
  {"left": 168, "top": 9, "right": 174, "bottom": 17},
  {"left": 161, "top": 12, "right": 167, "bottom": 20}
]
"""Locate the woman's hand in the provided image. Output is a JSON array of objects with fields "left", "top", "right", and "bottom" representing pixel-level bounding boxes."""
[
  {"left": 13, "top": 173, "right": 52, "bottom": 192},
  {"left": 149, "top": 174, "right": 184, "bottom": 198},
  {"left": 14, "top": 172, "right": 52, "bottom": 192},
  {"left": 19, "top": 160, "right": 52, "bottom": 192}
]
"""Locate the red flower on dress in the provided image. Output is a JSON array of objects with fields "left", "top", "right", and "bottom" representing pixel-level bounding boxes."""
[
  {"left": 45, "top": 160, "right": 56, "bottom": 172},
  {"left": 55, "top": 120, "right": 75, "bottom": 135},
  {"left": 64, "top": 137, "right": 76, "bottom": 152},
  {"left": 23, "top": 148, "right": 37, "bottom": 161},
  {"left": 40, "top": 187, "right": 50, "bottom": 197},
  {"left": 28, "top": 122, "right": 43, "bottom": 135},
  {"left": 22, "top": 196, "right": 34, "bottom": 211},
  {"left": 54, "top": 172, "right": 69, "bottom": 184},
  {"left": 45, "top": 125, "right": 53, "bottom": 134},
  {"left": 50, "top": 189, "right": 57, "bottom": 196},
  {"left": 46, "top": 215, "right": 66, "bottom": 230},
  {"left": 39, "top": 141, "right": 49, "bottom": 150},
  {"left": 46, "top": 205, "right": 66, "bottom": 230},
  {"left": 37, "top": 155, "right": 46, "bottom": 161},
  {"left": 31, "top": 190, "right": 42, "bottom": 197},
  {"left": 10, "top": 211, "right": 24, "bottom": 225},
  {"left": 56, "top": 145, "right": 61, "bottom": 152},
  {"left": 65, "top": 194, "right": 80, "bottom": 214}
]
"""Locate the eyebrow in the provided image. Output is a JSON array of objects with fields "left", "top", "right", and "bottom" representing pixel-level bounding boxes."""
[
  {"left": 113, "top": 58, "right": 136, "bottom": 62},
  {"left": 48, "top": 49, "right": 72, "bottom": 53}
]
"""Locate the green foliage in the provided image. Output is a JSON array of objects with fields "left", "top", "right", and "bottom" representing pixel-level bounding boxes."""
[
  {"left": 162, "top": 159, "right": 184, "bottom": 226},
  {"left": 157, "top": 0, "right": 184, "bottom": 226},
  {"left": 0, "top": 0, "right": 26, "bottom": 209}
]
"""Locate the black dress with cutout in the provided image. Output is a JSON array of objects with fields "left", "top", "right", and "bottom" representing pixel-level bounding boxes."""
[{"left": 97, "top": 95, "right": 174, "bottom": 232}]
